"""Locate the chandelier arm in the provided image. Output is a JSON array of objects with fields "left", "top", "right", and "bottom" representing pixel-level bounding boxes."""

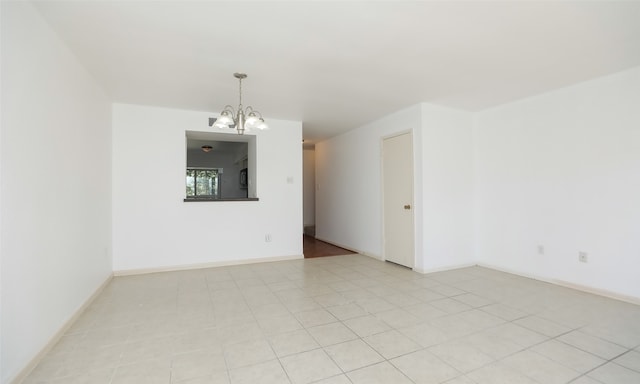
[
  {"left": 222, "top": 105, "right": 236, "bottom": 115},
  {"left": 245, "top": 106, "right": 265, "bottom": 117}
]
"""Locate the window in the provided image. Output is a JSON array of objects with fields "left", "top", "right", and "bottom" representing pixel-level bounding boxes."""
[
  {"left": 186, "top": 168, "right": 221, "bottom": 198},
  {"left": 184, "top": 131, "right": 257, "bottom": 201}
]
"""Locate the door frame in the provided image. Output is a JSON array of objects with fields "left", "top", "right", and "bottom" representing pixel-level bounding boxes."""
[{"left": 380, "top": 130, "right": 416, "bottom": 268}]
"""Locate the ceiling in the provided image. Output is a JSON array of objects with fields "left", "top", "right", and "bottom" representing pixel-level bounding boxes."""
[
  {"left": 186, "top": 131, "right": 249, "bottom": 151},
  {"left": 33, "top": 1, "right": 640, "bottom": 144},
  {"left": 186, "top": 139, "right": 246, "bottom": 152}
]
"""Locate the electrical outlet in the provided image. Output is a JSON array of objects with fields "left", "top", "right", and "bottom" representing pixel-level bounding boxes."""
[
  {"left": 579, "top": 251, "right": 588, "bottom": 263},
  {"left": 537, "top": 245, "right": 545, "bottom": 255},
  {"left": 265, "top": 234, "right": 272, "bottom": 242}
]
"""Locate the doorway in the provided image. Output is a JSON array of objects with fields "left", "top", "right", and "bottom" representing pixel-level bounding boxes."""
[
  {"left": 303, "top": 146, "right": 316, "bottom": 237},
  {"left": 303, "top": 236, "right": 356, "bottom": 258},
  {"left": 382, "top": 132, "right": 415, "bottom": 268}
]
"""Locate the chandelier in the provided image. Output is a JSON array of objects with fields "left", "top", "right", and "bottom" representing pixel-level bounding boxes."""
[{"left": 209, "top": 73, "right": 268, "bottom": 135}]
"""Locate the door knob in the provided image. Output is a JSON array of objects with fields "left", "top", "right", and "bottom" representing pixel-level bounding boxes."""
[{"left": 404, "top": 204, "right": 411, "bottom": 210}]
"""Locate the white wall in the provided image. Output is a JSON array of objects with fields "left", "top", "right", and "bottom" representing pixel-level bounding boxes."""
[
  {"left": 315, "top": 105, "right": 422, "bottom": 259},
  {"left": 112, "top": 104, "right": 302, "bottom": 272},
  {"left": 315, "top": 104, "right": 474, "bottom": 271},
  {"left": 474, "top": 66, "right": 640, "bottom": 299},
  {"left": 419, "top": 104, "right": 475, "bottom": 272},
  {"left": 0, "top": 1, "right": 4, "bottom": 375},
  {"left": 0, "top": 2, "right": 113, "bottom": 382},
  {"left": 303, "top": 148, "right": 315, "bottom": 228}
]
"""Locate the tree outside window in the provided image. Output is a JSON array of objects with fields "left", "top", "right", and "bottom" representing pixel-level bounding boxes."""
[{"left": 186, "top": 168, "right": 220, "bottom": 198}]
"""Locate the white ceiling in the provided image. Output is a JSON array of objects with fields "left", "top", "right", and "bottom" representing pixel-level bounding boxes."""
[{"left": 33, "top": 1, "right": 640, "bottom": 144}]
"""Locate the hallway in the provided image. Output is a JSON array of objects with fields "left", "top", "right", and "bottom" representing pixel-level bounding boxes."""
[{"left": 303, "top": 235, "right": 356, "bottom": 258}]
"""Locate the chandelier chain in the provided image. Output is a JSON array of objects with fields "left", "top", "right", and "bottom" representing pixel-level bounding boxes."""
[{"left": 238, "top": 77, "right": 243, "bottom": 110}]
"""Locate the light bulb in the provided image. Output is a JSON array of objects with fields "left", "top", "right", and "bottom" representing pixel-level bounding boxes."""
[
  {"left": 216, "top": 110, "right": 234, "bottom": 126},
  {"left": 256, "top": 118, "right": 268, "bottom": 130},
  {"left": 245, "top": 112, "right": 260, "bottom": 129},
  {"left": 213, "top": 120, "right": 229, "bottom": 129}
]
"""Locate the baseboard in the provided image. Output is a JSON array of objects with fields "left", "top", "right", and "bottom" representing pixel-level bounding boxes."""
[
  {"left": 313, "top": 237, "right": 360, "bottom": 254},
  {"left": 9, "top": 274, "right": 113, "bottom": 384},
  {"left": 414, "top": 262, "right": 477, "bottom": 275},
  {"left": 113, "top": 254, "right": 304, "bottom": 276},
  {"left": 477, "top": 262, "right": 640, "bottom": 306},
  {"left": 552, "top": 279, "right": 640, "bottom": 306},
  {"left": 362, "top": 252, "right": 384, "bottom": 261}
]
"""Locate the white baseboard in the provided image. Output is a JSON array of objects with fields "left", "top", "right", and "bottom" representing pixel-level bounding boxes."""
[
  {"left": 362, "top": 252, "right": 384, "bottom": 261},
  {"left": 552, "top": 279, "right": 640, "bottom": 306},
  {"left": 113, "top": 254, "right": 303, "bottom": 276},
  {"left": 414, "top": 262, "right": 477, "bottom": 275},
  {"left": 477, "top": 262, "right": 640, "bottom": 306},
  {"left": 10, "top": 274, "right": 113, "bottom": 384}
]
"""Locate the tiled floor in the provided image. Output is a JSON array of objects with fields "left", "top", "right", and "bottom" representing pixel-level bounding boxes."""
[{"left": 23, "top": 255, "right": 640, "bottom": 384}]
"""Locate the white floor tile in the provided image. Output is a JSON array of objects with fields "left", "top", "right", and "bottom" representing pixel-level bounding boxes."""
[
  {"left": 430, "top": 298, "right": 472, "bottom": 314},
  {"left": 613, "top": 350, "right": 640, "bottom": 373},
  {"left": 375, "top": 308, "right": 423, "bottom": 328},
  {"left": 311, "top": 374, "right": 351, "bottom": 384},
  {"left": 390, "top": 348, "right": 461, "bottom": 384},
  {"left": 47, "top": 367, "right": 115, "bottom": 384},
  {"left": 228, "top": 359, "right": 288, "bottom": 384},
  {"left": 442, "top": 375, "right": 477, "bottom": 384},
  {"left": 223, "top": 338, "right": 275, "bottom": 370},
  {"left": 325, "top": 303, "right": 367, "bottom": 320},
  {"left": 500, "top": 350, "right": 581, "bottom": 384},
  {"left": 363, "top": 329, "right": 421, "bottom": 359},
  {"left": 280, "top": 349, "right": 341, "bottom": 384},
  {"left": 343, "top": 315, "right": 391, "bottom": 337},
  {"left": 484, "top": 323, "right": 548, "bottom": 348},
  {"left": 173, "top": 372, "right": 230, "bottom": 384},
  {"left": 268, "top": 329, "right": 319, "bottom": 357},
  {"left": 453, "top": 293, "right": 494, "bottom": 308},
  {"left": 567, "top": 376, "right": 603, "bottom": 384},
  {"left": 558, "top": 330, "right": 627, "bottom": 360},
  {"left": 171, "top": 348, "right": 227, "bottom": 382},
  {"left": 293, "top": 308, "right": 337, "bottom": 328},
  {"left": 479, "top": 303, "right": 528, "bottom": 321},
  {"left": 111, "top": 359, "right": 172, "bottom": 384},
  {"left": 256, "top": 314, "right": 303, "bottom": 335},
  {"left": 323, "top": 339, "right": 383, "bottom": 372},
  {"left": 347, "top": 361, "right": 413, "bottom": 384},
  {"left": 514, "top": 315, "right": 572, "bottom": 338},
  {"left": 399, "top": 322, "right": 450, "bottom": 347},
  {"left": 428, "top": 339, "right": 495, "bottom": 373},
  {"left": 466, "top": 361, "right": 538, "bottom": 384},
  {"left": 457, "top": 330, "right": 523, "bottom": 360},
  {"left": 531, "top": 340, "right": 605, "bottom": 373},
  {"left": 404, "top": 302, "right": 448, "bottom": 320},
  {"left": 355, "top": 297, "right": 396, "bottom": 313},
  {"left": 20, "top": 257, "right": 640, "bottom": 384},
  {"left": 588, "top": 362, "right": 640, "bottom": 384},
  {"left": 307, "top": 322, "right": 358, "bottom": 347}
]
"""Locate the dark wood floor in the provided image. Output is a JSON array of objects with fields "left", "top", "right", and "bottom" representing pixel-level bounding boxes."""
[{"left": 303, "top": 235, "right": 356, "bottom": 258}]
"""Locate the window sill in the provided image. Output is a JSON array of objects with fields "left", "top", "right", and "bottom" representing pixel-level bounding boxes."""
[{"left": 184, "top": 197, "right": 259, "bottom": 202}]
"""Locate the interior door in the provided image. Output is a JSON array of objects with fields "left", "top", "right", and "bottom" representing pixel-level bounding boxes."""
[{"left": 383, "top": 132, "right": 415, "bottom": 268}]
